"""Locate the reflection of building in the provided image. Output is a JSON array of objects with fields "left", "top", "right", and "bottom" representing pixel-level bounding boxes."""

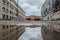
[
  {"left": 25, "top": 15, "right": 42, "bottom": 21},
  {"left": 0, "top": 25, "right": 25, "bottom": 40},
  {"left": 41, "top": 0, "right": 60, "bottom": 40},
  {"left": 0, "top": 0, "right": 25, "bottom": 40}
]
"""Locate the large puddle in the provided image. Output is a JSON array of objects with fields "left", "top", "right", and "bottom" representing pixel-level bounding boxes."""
[{"left": 18, "top": 27, "right": 43, "bottom": 40}]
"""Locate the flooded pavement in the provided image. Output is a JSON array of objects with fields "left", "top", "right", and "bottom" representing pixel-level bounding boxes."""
[{"left": 18, "top": 27, "right": 43, "bottom": 40}]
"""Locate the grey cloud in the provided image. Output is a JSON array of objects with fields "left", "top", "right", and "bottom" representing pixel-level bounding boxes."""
[{"left": 15, "top": 0, "right": 45, "bottom": 16}]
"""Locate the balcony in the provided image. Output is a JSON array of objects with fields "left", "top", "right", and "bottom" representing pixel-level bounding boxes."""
[
  {"left": 53, "top": 11, "right": 60, "bottom": 20},
  {"left": 45, "top": 11, "right": 60, "bottom": 21}
]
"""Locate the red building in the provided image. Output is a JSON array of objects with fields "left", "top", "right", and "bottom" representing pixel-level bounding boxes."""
[{"left": 25, "top": 15, "right": 42, "bottom": 21}]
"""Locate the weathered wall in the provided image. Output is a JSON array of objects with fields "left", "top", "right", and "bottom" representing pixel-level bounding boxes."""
[{"left": 41, "top": 27, "right": 60, "bottom": 40}]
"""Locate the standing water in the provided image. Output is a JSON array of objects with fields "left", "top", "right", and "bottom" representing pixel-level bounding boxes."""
[{"left": 18, "top": 27, "right": 43, "bottom": 40}]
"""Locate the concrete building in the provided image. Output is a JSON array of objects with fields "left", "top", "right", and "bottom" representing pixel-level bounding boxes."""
[
  {"left": 52, "top": 0, "right": 60, "bottom": 13},
  {"left": 0, "top": 0, "right": 25, "bottom": 40},
  {"left": 25, "top": 15, "right": 42, "bottom": 21},
  {"left": 41, "top": 0, "right": 60, "bottom": 40},
  {"left": 0, "top": 0, "right": 25, "bottom": 21},
  {"left": 41, "top": 0, "right": 60, "bottom": 20},
  {"left": 41, "top": 0, "right": 53, "bottom": 17}
]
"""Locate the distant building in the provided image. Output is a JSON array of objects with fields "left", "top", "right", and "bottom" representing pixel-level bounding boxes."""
[
  {"left": 0, "top": 0, "right": 25, "bottom": 40},
  {"left": 25, "top": 15, "right": 42, "bottom": 21}
]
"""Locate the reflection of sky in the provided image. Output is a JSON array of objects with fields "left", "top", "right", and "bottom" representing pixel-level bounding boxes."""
[{"left": 18, "top": 27, "right": 43, "bottom": 40}]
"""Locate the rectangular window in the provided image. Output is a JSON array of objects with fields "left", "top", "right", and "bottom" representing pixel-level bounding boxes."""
[
  {"left": 10, "top": 16, "right": 11, "bottom": 20},
  {"left": 2, "top": 14, "right": 5, "bottom": 20},
  {"left": 10, "top": 0, "right": 14, "bottom": 2},
  {"left": 6, "top": 25, "right": 8, "bottom": 29},
  {"left": 6, "top": 15, "right": 8, "bottom": 20},
  {"left": 10, "top": 11, "right": 12, "bottom": 14},
  {"left": 2, "top": 7, "right": 5, "bottom": 12},
  {"left": 2, "top": 0, "right": 7, "bottom": 5},
  {"left": 6, "top": 9, "right": 8, "bottom": 13},
  {"left": 2, "top": 25, "right": 5, "bottom": 29},
  {"left": 7, "top": 2, "right": 9, "bottom": 7}
]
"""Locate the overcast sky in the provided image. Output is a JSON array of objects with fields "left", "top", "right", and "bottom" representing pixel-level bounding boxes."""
[{"left": 15, "top": 0, "right": 45, "bottom": 16}]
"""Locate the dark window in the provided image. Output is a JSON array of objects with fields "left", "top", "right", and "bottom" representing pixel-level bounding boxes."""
[
  {"left": 46, "top": 8, "right": 47, "bottom": 12},
  {"left": 6, "top": 9, "right": 8, "bottom": 13},
  {"left": 49, "top": 2, "right": 50, "bottom": 5},
  {"left": 6, "top": 25, "right": 8, "bottom": 29},
  {"left": 2, "top": 0, "right": 7, "bottom": 5},
  {"left": 6, "top": 15, "right": 8, "bottom": 19},
  {"left": 35, "top": 18, "right": 40, "bottom": 21},
  {"left": 10, "top": 11, "right": 12, "bottom": 14},
  {"left": 2, "top": 7, "right": 5, "bottom": 12},
  {"left": 26, "top": 18, "right": 31, "bottom": 20},
  {"left": 47, "top": 17, "right": 49, "bottom": 20},
  {"left": 2, "top": 14, "right": 5, "bottom": 19},
  {"left": 2, "top": 25, "right": 5, "bottom": 29},
  {"left": 10, "top": 16, "right": 11, "bottom": 20},
  {"left": 2, "top": 0, "right": 5, "bottom": 2},
  {"left": 2, "top": 0, "right": 5, "bottom": 5}
]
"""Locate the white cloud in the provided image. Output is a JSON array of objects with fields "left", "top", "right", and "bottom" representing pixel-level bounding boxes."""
[{"left": 15, "top": 0, "right": 46, "bottom": 16}]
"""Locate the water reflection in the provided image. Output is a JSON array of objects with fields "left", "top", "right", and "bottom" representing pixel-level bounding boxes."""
[
  {"left": 18, "top": 23, "right": 60, "bottom": 40},
  {"left": 18, "top": 27, "right": 43, "bottom": 40}
]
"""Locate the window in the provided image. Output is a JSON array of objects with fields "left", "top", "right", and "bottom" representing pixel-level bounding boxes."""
[
  {"left": 6, "top": 25, "right": 8, "bottom": 29},
  {"left": 6, "top": 9, "right": 8, "bottom": 13},
  {"left": 10, "top": 16, "right": 11, "bottom": 20},
  {"left": 2, "top": 7, "right": 5, "bottom": 12},
  {"left": 11, "top": 17, "right": 13, "bottom": 19},
  {"left": 49, "top": 1, "right": 50, "bottom": 5},
  {"left": 2, "top": 0, "right": 5, "bottom": 2},
  {"left": 35, "top": 18, "right": 40, "bottom": 21},
  {"left": 10, "top": 11, "right": 12, "bottom": 14},
  {"left": 2, "top": 14, "right": 5, "bottom": 19},
  {"left": 10, "top": 0, "right": 14, "bottom": 2},
  {"left": 2, "top": 0, "right": 7, "bottom": 5},
  {"left": 7, "top": 1, "right": 9, "bottom": 7},
  {"left": 46, "top": 8, "right": 47, "bottom": 12},
  {"left": 2, "top": 25, "right": 5, "bottom": 29},
  {"left": 26, "top": 18, "right": 31, "bottom": 20},
  {"left": 6, "top": 15, "right": 8, "bottom": 19},
  {"left": 47, "top": 17, "right": 49, "bottom": 20},
  {"left": 10, "top": 5, "right": 14, "bottom": 10}
]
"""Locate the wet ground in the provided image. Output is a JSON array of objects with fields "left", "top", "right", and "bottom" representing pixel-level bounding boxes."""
[{"left": 18, "top": 27, "right": 43, "bottom": 40}]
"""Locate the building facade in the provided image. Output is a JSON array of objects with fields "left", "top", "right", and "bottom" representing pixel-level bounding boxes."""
[
  {"left": 41, "top": 0, "right": 60, "bottom": 20},
  {"left": 0, "top": 0, "right": 25, "bottom": 21},
  {"left": 25, "top": 15, "right": 42, "bottom": 21},
  {"left": 41, "top": 0, "right": 53, "bottom": 17},
  {"left": 0, "top": 0, "right": 25, "bottom": 40}
]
